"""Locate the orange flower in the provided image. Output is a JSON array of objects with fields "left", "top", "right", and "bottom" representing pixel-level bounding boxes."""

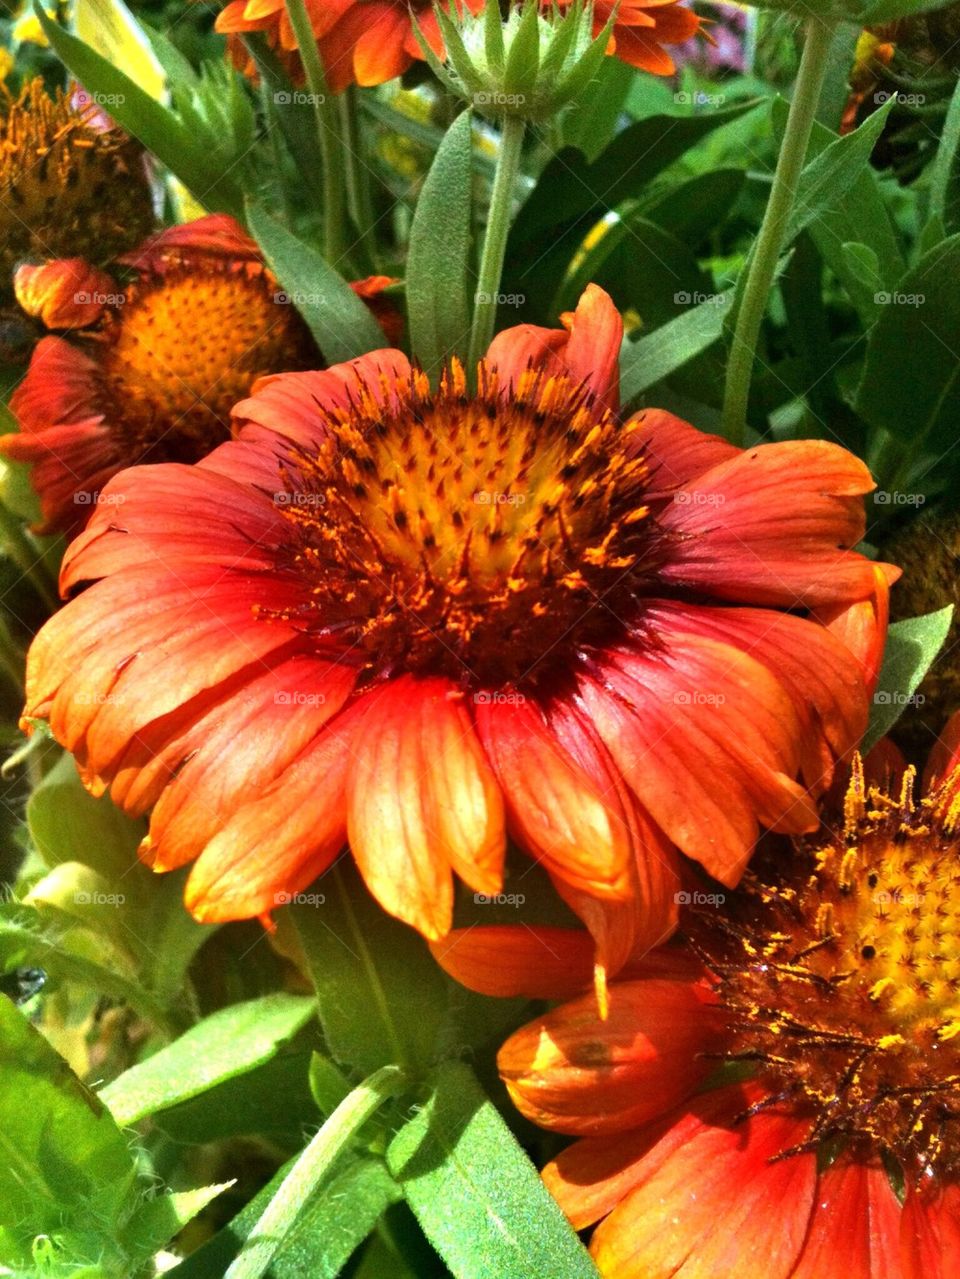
[
  {"left": 23, "top": 286, "right": 892, "bottom": 946},
  {"left": 2, "top": 215, "right": 392, "bottom": 535},
  {"left": 215, "top": 0, "right": 699, "bottom": 89},
  {"left": 480, "top": 738, "right": 960, "bottom": 1277}
]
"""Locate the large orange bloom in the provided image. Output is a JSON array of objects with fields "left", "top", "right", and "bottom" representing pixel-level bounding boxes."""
[
  {"left": 473, "top": 738, "right": 960, "bottom": 1278},
  {"left": 22, "top": 286, "right": 892, "bottom": 946},
  {"left": 215, "top": 0, "right": 699, "bottom": 89},
  {"left": 2, "top": 215, "right": 391, "bottom": 536}
]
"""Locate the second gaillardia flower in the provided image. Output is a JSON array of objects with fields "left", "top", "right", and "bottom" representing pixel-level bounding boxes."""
[{"left": 22, "top": 287, "right": 894, "bottom": 945}]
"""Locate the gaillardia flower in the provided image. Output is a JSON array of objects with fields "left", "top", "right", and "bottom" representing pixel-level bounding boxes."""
[
  {"left": 488, "top": 744, "right": 960, "bottom": 1277},
  {"left": 23, "top": 286, "right": 892, "bottom": 947},
  {"left": 3, "top": 214, "right": 351, "bottom": 534},
  {"left": 0, "top": 77, "right": 153, "bottom": 288}
]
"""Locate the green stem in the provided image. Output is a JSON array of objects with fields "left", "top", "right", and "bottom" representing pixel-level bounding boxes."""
[
  {"left": 340, "top": 86, "right": 378, "bottom": 266},
  {"left": 467, "top": 113, "right": 526, "bottom": 371},
  {"left": 283, "top": 0, "right": 347, "bottom": 265},
  {"left": 0, "top": 611, "right": 24, "bottom": 698},
  {"left": 0, "top": 503, "right": 58, "bottom": 612},
  {"left": 721, "top": 16, "right": 837, "bottom": 445},
  {"left": 225, "top": 1064, "right": 408, "bottom": 1279}
]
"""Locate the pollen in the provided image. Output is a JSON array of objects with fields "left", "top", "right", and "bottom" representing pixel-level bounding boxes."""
[
  {"left": 262, "top": 361, "right": 660, "bottom": 687},
  {"left": 94, "top": 261, "right": 315, "bottom": 463},
  {"left": 0, "top": 78, "right": 153, "bottom": 284},
  {"left": 688, "top": 757, "right": 960, "bottom": 1179}
]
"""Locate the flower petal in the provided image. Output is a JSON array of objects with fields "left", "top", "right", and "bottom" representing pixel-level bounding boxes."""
[
  {"left": 430, "top": 925, "right": 596, "bottom": 999},
  {"left": 791, "top": 1158, "right": 903, "bottom": 1279}
]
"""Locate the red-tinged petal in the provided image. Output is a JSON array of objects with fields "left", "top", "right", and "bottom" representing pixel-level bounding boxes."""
[
  {"left": 645, "top": 600, "right": 868, "bottom": 791},
  {"left": 924, "top": 710, "right": 960, "bottom": 791},
  {"left": 430, "top": 925, "right": 596, "bottom": 999},
  {"left": 183, "top": 705, "right": 363, "bottom": 922},
  {"left": 119, "top": 214, "right": 259, "bottom": 272},
  {"left": 626, "top": 407, "right": 739, "bottom": 499},
  {"left": 546, "top": 698, "right": 682, "bottom": 974},
  {"left": 353, "top": 6, "right": 413, "bottom": 84},
  {"left": 791, "top": 1158, "right": 903, "bottom": 1279},
  {"left": 607, "top": 26, "right": 677, "bottom": 73},
  {"left": 487, "top": 285, "right": 622, "bottom": 408},
  {"left": 474, "top": 695, "right": 632, "bottom": 899},
  {"left": 0, "top": 421, "right": 120, "bottom": 535},
  {"left": 814, "top": 562, "right": 894, "bottom": 698},
  {"left": 347, "top": 677, "right": 505, "bottom": 940},
  {"left": 583, "top": 630, "right": 819, "bottom": 884},
  {"left": 60, "top": 463, "right": 284, "bottom": 591},
  {"left": 229, "top": 351, "right": 412, "bottom": 452},
  {"left": 544, "top": 1129, "right": 665, "bottom": 1231},
  {"left": 497, "top": 977, "right": 723, "bottom": 1136},
  {"left": 8, "top": 336, "right": 104, "bottom": 435},
  {"left": 144, "top": 656, "right": 356, "bottom": 870},
  {"left": 901, "top": 1178, "right": 960, "bottom": 1279},
  {"left": 14, "top": 259, "right": 116, "bottom": 329},
  {"left": 591, "top": 1088, "right": 816, "bottom": 1279},
  {"left": 659, "top": 440, "right": 881, "bottom": 607}
]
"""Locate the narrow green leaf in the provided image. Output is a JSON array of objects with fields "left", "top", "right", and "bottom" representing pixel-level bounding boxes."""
[
  {"left": 35, "top": 6, "right": 245, "bottom": 219},
  {"left": 246, "top": 202, "right": 385, "bottom": 363},
  {"left": 854, "top": 234, "right": 960, "bottom": 452},
  {"left": 863, "top": 607, "right": 954, "bottom": 753},
  {"left": 620, "top": 292, "right": 733, "bottom": 404},
  {"left": 225, "top": 1066, "right": 407, "bottom": 1279},
  {"left": 100, "top": 992, "right": 316, "bottom": 1125},
  {"left": 407, "top": 110, "right": 474, "bottom": 373},
  {"left": 290, "top": 866, "right": 450, "bottom": 1075},
  {"left": 122, "top": 1184, "right": 234, "bottom": 1263},
  {"left": 929, "top": 76, "right": 960, "bottom": 238},
  {"left": 388, "top": 1060, "right": 599, "bottom": 1279},
  {"left": 503, "top": 0, "right": 541, "bottom": 98}
]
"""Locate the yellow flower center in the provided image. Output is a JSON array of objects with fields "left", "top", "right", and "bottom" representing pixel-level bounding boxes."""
[
  {"left": 263, "top": 361, "right": 658, "bottom": 686},
  {"left": 96, "top": 262, "right": 315, "bottom": 463},
  {"left": 691, "top": 759, "right": 960, "bottom": 1178},
  {"left": 0, "top": 78, "right": 153, "bottom": 285}
]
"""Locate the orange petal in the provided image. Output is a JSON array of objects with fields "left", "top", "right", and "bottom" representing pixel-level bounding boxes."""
[
  {"left": 14, "top": 258, "right": 116, "bottom": 329},
  {"left": 901, "top": 1178, "right": 960, "bottom": 1279},
  {"left": 430, "top": 925, "right": 596, "bottom": 999},
  {"left": 791, "top": 1158, "right": 902, "bottom": 1279}
]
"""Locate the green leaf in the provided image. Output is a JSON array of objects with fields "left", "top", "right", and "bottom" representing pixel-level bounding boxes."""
[
  {"left": 854, "top": 234, "right": 960, "bottom": 453},
  {"left": 100, "top": 992, "right": 316, "bottom": 1125},
  {"left": 225, "top": 1066, "right": 407, "bottom": 1279},
  {"left": 35, "top": 6, "right": 245, "bottom": 219},
  {"left": 28, "top": 752, "right": 143, "bottom": 880},
  {"left": 503, "top": 0, "right": 541, "bottom": 99},
  {"left": 863, "top": 607, "right": 954, "bottom": 753},
  {"left": 406, "top": 110, "right": 474, "bottom": 373},
  {"left": 122, "top": 1184, "right": 234, "bottom": 1263},
  {"left": 246, "top": 202, "right": 385, "bottom": 363},
  {"left": 388, "top": 1060, "right": 599, "bottom": 1279},
  {"left": 620, "top": 292, "right": 733, "bottom": 404},
  {"left": 0, "top": 999, "right": 137, "bottom": 1269},
  {"left": 857, "top": 0, "right": 958, "bottom": 24},
  {"left": 290, "top": 865, "right": 450, "bottom": 1076},
  {"left": 928, "top": 76, "right": 960, "bottom": 239}
]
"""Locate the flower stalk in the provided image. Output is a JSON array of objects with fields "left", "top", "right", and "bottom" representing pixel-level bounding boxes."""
[
  {"left": 468, "top": 113, "right": 526, "bottom": 371},
  {"left": 721, "top": 15, "right": 838, "bottom": 445}
]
